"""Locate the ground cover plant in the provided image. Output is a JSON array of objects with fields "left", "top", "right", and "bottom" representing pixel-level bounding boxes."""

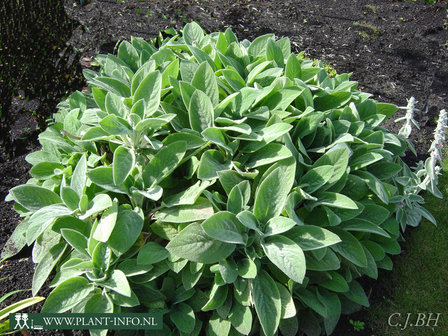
[{"left": 1, "top": 22, "right": 445, "bottom": 336}]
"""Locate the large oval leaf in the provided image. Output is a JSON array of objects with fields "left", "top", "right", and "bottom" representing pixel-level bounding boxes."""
[
  {"left": 166, "top": 222, "right": 235, "bottom": 264},
  {"left": 261, "top": 235, "right": 306, "bottom": 283},
  {"left": 42, "top": 277, "right": 94, "bottom": 313},
  {"left": 202, "top": 211, "right": 246, "bottom": 245},
  {"left": 252, "top": 270, "right": 281, "bottom": 336}
]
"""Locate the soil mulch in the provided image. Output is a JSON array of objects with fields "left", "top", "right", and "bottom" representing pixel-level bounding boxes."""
[{"left": 1, "top": 0, "right": 447, "bottom": 335}]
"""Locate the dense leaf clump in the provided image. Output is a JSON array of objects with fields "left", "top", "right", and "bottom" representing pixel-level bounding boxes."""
[{"left": 3, "top": 23, "right": 437, "bottom": 336}]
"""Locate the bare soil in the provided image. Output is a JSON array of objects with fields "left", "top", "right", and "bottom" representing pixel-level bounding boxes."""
[{"left": 1, "top": 0, "right": 447, "bottom": 335}]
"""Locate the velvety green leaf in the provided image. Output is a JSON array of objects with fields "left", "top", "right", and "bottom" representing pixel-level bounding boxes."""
[
  {"left": 32, "top": 242, "right": 66, "bottom": 296},
  {"left": 219, "top": 258, "right": 238, "bottom": 284},
  {"left": 9, "top": 185, "right": 62, "bottom": 212},
  {"left": 376, "top": 102, "right": 398, "bottom": 119},
  {"left": 133, "top": 71, "right": 162, "bottom": 116},
  {"left": 171, "top": 303, "right": 196, "bottom": 333},
  {"left": 359, "top": 245, "right": 378, "bottom": 279},
  {"left": 236, "top": 211, "right": 262, "bottom": 234},
  {"left": 118, "top": 40, "right": 139, "bottom": 71},
  {"left": 314, "top": 92, "right": 351, "bottom": 111},
  {"left": 285, "top": 54, "right": 302, "bottom": 79},
  {"left": 198, "top": 150, "right": 232, "bottom": 180},
  {"left": 116, "top": 259, "right": 152, "bottom": 277},
  {"left": 264, "top": 87, "right": 304, "bottom": 111},
  {"left": 88, "top": 167, "right": 128, "bottom": 194},
  {"left": 189, "top": 89, "right": 214, "bottom": 132},
  {"left": 277, "top": 283, "right": 296, "bottom": 319},
  {"left": 142, "top": 141, "right": 187, "bottom": 187},
  {"left": 99, "top": 114, "right": 132, "bottom": 135},
  {"left": 156, "top": 197, "right": 214, "bottom": 223},
  {"left": 92, "top": 76, "right": 130, "bottom": 97},
  {"left": 229, "top": 301, "right": 253, "bottom": 335},
  {"left": 299, "top": 165, "right": 334, "bottom": 193},
  {"left": 245, "top": 143, "right": 292, "bottom": 169},
  {"left": 344, "top": 280, "right": 370, "bottom": 307},
  {"left": 93, "top": 201, "right": 118, "bottom": 242},
  {"left": 29, "top": 162, "right": 64, "bottom": 179},
  {"left": 182, "top": 263, "right": 204, "bottom": 290},
  {"left": 202, "top": 211, "right": 246, "bottom": 245},
  {"left": 279, "top": 317, "right": 299, "bottom": 336},
  {"left": 262, "top": 235, "right": 306, "bottom": 283},
  {"left": 240, "top": 123, "right": 293, "bottom": 153},
  {"left": 1, "top": 218, "right": 29, "bottom": 259},
  {"left": 79, "top": 194, "right": 113, "bottom": 220},
  {"left": 26, "top": 205, "right": 73, "bottom": 245},
  {"left": 295, "top": 288, "right": 327, "bottom": 318},
  {"left": 163, "top": 180, "right": 214, "bottom": 207},
  {"left": 61, "top": 187, "right": 80, "bottom": 210},
  {"left": 108, "top": 209, "right": 143, "bottom": 254},
  {"left": 254, "top": 165, "right": 295, "bottom": 224},
  {"left": 113, "top": 146, "right": 135, "bottom": 185},
  {"left": 163, "top": 131, "right": 207, "bottom": 150},
  {"left": 227, "top": 184, "right": 244, "bottom": 214},
  {"left": 183, "top": 21, "right": 204, "bottom": 45},
  {"left": 105, "top": 91, "right": 126, "bottom": 117},
  {"left": 162, "top": 58, "right": 180, "bottom": 88},
  {"left": 192, "top": 62, "right": 219, "bottom": 106},
  {"left": 354, "top": 170, "right": 389, "bottom": 204},
  {"left": 108, "top": 290, "right": 140, "bottom": 307},
  {"left": 312, "top": 192, "right": 358, "bottom": 210},
  {"left": 367, "top": 162, "right": 402, "bottom": 179},
  {"left": 61, "top": 229, "right": 89, "bottom": 257},
  {"left": 263, "top": 216, "right": 296, "bottom": 237},
  {"left": 134, "top": 115, "right": 176, "bottom": 131},
  {"left": 329, "top": 227, "right": 367, "bottom": 267},
  {"left": 377, "top": 255, "right": 393, "bottom": 270},
  {"left": 222, "top": 68, "right": 246, "bottom": 92},
  {"left": 318, "top": 289, "right": 341, "bottom": 335},
  {"left": 276, "top": 37, "right": 291, "bottom": 58},
  {"left": 341, "top": 218, "right": 390, "bottom": 238},
  {"left": 248, "top": 34, "right": 274, "bottom": 57},
  {"left": 350, "top": 152, "right": 383, "bottom": 170},
  {"left": 206, "top": 312, "right": 232, "bottom": 336},
  {"left": 81, "top": 126, "right": 112, "bottom": 141},
  {"left": 320, "top": 271, "right": 349, "bottom": 293},
  {"left": 266, "top": 38, "right": 285, "bottom": 67},
  {"left": 42, "top": 277, "right": 94, "bottom": 313},
  {"left": 202, "top": 127, "right": 233, "bottom": 154},
  {"left": 284, "top": 225, "right": 341, "bottom": 251},
  {"left": 341, "top": 174, "right": 369, "bottom": 201},
  {"left": 99, "top": 269, "right": 131, "bottom": 297},
  {"left": 92, "top": 242, "right": 112, "bottom": 272},
  {"left": 166, "top": 222, "right": 235, "bottom": 264},
  {"left": 131, "top": 61, "right": 156, "bottom": 95},
  {"left": 84, "top": 293, "right": 114, "bottom": 317},
  {"left": 202, "top": 283, "right": 228, "bottom": 312},
  {"left": 306, "top": 248, "right": 340, "bottom": 271},
  {"left": 237, "top": 257, "right": 257, "bottom": 279},
  {"left": 362, "top": 240, "right": 386, "bottom": 261},
  {"left": 313, "top": 146, "right": 349, "bottom": 184},
  {"left": 137, "top": 242, "right": 169, "bottom": 265},
  {"left": 253, "top": 67, "right": 284, "bottom": 87},
  {"left": 218, "top": 170, "right": 246, "bottom": 195},
  {"left": 252, "top": 270, "right": 281, "bottom": 336}
]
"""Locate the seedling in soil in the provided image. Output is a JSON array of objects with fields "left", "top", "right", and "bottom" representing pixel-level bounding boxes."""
[
  {"left": 353, "top": 21, "right": 380, "bottom": 38},
  {"left": 349, "top": 319, "right": 365, "bottom": 332}
]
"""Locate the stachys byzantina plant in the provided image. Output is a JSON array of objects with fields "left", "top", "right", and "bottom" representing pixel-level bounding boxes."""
[{"left": 2, "top": 22, "right": 444, "bottom": 336}]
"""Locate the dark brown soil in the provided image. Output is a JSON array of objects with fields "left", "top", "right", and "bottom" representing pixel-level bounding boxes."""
[{"left": 1, "top": 0, "right": 447, "bottom": 335}]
